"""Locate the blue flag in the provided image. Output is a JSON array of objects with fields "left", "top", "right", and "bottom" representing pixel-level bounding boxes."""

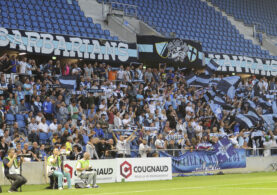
[{"left": 214, "top": 137, "right": 236, "bottom": 163}]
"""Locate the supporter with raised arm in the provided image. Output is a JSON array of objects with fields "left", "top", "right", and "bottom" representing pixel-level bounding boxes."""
[{"left": 112, "top": 129, "right": 137, "bottom": 157}]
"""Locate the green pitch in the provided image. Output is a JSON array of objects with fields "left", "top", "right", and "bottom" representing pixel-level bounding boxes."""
[{"left": 2, "top": 172, "right": 277, "bottom": 195}]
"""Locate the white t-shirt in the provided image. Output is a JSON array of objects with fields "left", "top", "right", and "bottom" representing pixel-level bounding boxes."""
[
  {"left": 186, "top": 106, "right": 194, "bottom": 113},
  {"left": 19, "top": 61, "right": 27, "bottom": 74},
  {"left": 155, "top": 139, "right": 165, "bottom": 149},
  {"left": 36, "top": 115, "right": 42, "bottom": 123},
  {"left": 114, "top": 116, "right": 122, "bottom": 129},
  {"left": 117, "top": 70, "right": 125, "bottom": 80},
  {"left": 139, "top": 143, "right": 149, "bottom": 158},
  {"left": 116, "top": 140, "right": 128, "bottom": 154},
  {"left": 122, "top": 118, "right": 131, "bottom": 126},
  {"left": 49, "top": 123, "right": 58, "bottom": 133},
  {"left": 149, "top": 103, "right": 156, "bottom": 114},
  {"left": 38, "top": 122, "right": 49, "bottom": 133}
]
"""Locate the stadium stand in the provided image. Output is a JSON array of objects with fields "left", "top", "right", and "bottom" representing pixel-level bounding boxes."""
[
  {"left": 98, "top": 0, "right": 275, "bottom": 59},
  {"left": 0, "top": 0, "right": 119, "bottom": 41},
  {"left": 209, "top": 0, "right": 277, "bottom": 37},
  {"left": 0, "top": 0, "right": 275, "bottom": 163}
]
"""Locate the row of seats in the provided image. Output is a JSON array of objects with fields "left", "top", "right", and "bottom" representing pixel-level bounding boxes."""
[
  {"left": 209, "top": 0, "right": 277, "bottom": 37},
  {"left": 0, "top": 0, "right": 119, "bottom": 41}
]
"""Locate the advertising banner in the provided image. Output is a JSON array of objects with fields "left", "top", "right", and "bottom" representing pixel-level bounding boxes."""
[
  {"left": 160, "top": 138, "right": 246, "bottom": 173},
  {"left": 64, "top": 159, "right": 117, "bottom": 184},
  {"left": 137, "top": 35, "right": 203, "bottom": 67},
  {"left": 0, "top": 27, "right": 137, "bottom": 62},
  {"left": 116, "top": 157, "right": 172, "bottom": 182}
]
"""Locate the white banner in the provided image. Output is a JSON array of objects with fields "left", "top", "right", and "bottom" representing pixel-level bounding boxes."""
[
  {"left": 63, "top": 159, "right": 117, "bottom": 185},
  {"left": 116, "top": 157, "right": 172, "bottom": 182}
]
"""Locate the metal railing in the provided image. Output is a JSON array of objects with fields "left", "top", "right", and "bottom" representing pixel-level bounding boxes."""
[
  {"left": 103, "top": 147, "right": 277, "bottom": 158},
  {"left": 108, "top": 1, "right": 138, "bottom": 18}
]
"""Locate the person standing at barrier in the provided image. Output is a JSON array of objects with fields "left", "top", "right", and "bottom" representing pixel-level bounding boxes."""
[
  {"left": 112, "top": 129, "right": 137, "bottom": 158},
  {"left": 47, "top": 148, "right": 72, "bottom": 190},
  {"left": 76, "top": 152, "right": 99, "bottom": 188},
  {"left": 3, "top": 148, "right": 27, "bottom": 193}
]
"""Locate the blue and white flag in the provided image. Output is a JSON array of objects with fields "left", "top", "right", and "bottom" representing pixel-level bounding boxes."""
[
  {"left": 213, "top": 96, "right": 233, "bottom": 110},
  {"left": 194, "top": 75, "right": 210, "bottom": 87},
  {"left": 272, "top": 101, "right": 277, "bottom": 114},
  {"left": 217, "top": 76, "right": 240, "bottom": 93},
  {"left": 235, "top": 114, "right": 254, "bottom": 129},
  {"left": 217, "top": 76, "right": 240, "bottom": 99},
  {"left": 209, "top": 102, "right": 222, "bottom": 120},
  {"left": 186, "top": 74, "right": 197, "bottom": 86},
  {"left": 58, "top": 76, "right": 77, "bottom": 90},
  {"left": 205, "top": 59, "right": 220, "bottom": 75},
  {"left": 213, "top": 137, "right": 236, "bottom": 163},
  {"left": 247, "top": 100, "right": 257, "bottom": 109},
  {"left": 227, "top": 86, "right": 236, "bottom": 99},
  {"left": 261, "top": 114, "right": 277, "bottom": 130}
]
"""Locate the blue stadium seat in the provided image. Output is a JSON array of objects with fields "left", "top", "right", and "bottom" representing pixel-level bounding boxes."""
[{"left": 6, "top": 114, "right": 15, "bottom": 125}]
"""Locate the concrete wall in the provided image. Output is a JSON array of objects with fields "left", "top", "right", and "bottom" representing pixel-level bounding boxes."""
[
  {"left": 1, "top": 156, "right": 277, "bottom": 185},
  {"left": 107, "top": 15, "right": 137, "bottom": 43},
  {"left": 223, "top": 156, "right": 277, "bottom": 174},
  {"left": 139, "top": 22, "right": 163, "bottom": 36},
  {"left": 0, "top": 161, "right": 47, "bottom": 185}
]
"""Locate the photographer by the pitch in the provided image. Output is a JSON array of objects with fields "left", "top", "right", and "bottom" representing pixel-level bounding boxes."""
[
  {"left": 76, "top": 152, "right": 98, "bottom": 188},
  {"left": 3, "top": 148, "right": 27, "bottom": 192},
  {"left": 47, "top": 148, "right": 72, "bottom": 190}
]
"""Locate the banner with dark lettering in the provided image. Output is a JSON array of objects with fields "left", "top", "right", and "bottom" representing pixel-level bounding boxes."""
[
  {"left": 205, "top": 53, "right": 277, "bottom": 76},
  {"left": 160, "top": 138, "right": 246, "bottom": 173},
  {"left": 137, "top": 35, "right": 203, "bottom": 67},
  {"left": 0, "top": 27, "right": 137, "bottom": 62}
]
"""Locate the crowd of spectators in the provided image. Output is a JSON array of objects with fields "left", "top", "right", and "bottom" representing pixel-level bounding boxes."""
[{"left": 0, "top": 53, "right": 276, "bottom": 161}]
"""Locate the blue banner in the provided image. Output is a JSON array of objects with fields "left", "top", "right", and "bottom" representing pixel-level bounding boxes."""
[{"left": 160, "top": 138, "right": 246, "bottom": 173}]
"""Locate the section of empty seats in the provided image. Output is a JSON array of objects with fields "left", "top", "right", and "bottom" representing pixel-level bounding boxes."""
[
  {"left": 0, "top": 0, "right": 118, "bottom": 41},
  {"left": 210, "top": 0, "right": 277, "bottom": 38},
  {"left": 97, "top": 0, "right": 273, "bottom": 59}
]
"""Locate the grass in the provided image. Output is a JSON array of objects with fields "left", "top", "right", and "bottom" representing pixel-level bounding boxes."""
[{"left": 2, "top": 172, "right": 277, "bottom": 195}]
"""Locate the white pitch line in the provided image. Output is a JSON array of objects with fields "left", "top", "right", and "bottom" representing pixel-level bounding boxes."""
[
  {"left": 84, "top": 180, "right": 277, "bottom": 195},
  {"left": 85, "top": 187, "right": 205, "bottom": 195},
  {"left": 223, "top": 187, "right": 277, "bottom": 190}
]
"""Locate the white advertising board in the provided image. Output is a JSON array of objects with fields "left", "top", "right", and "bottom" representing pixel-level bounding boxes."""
[
  {"left": 116, "top": 157, "right": 172, "bottom": 182},
  {"left": 64, "top": 159, "right": 117, "bottom": 184}
]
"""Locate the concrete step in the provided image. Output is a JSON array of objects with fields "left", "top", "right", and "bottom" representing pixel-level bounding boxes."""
[{"left": 77, "top": 0, "right": 126, "bottom": 41}]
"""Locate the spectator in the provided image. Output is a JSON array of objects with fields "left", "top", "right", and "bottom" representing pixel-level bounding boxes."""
[
  {"left": 43, "top": 97, "right": 53, "bottom": 121},
  {"left": 38, "top": 118, "right": 49, "bottom": 133},
  {"left": 0, "top": 136, "right": 8, "bottom": 159},
  {"left": 39, "top": 144, "right": 47, "bottom": 161},
  {"left": 22, "top": 143, "right": 32, "bottom": 162},
  {"left": 30, "top": 142, "right": 41, "bottom": 161},
  {"left": 49, "top": 118, "right": 58, "bottom": 133},
  {"left": 68, "top": 100, "right": 79, "bottom": 127},
  {"left": 155, "top": 134, "right": 166, "bottom": 150},
  {"left": 93, "top": 123, "right": 104, "bottom": 138},
  {"left": 28, "top": 117, "right": 38, "bottom": 134},
  {"left": 66, "top": 136, "right": 73, "bottom": 154},
  {"left": 139, "top": 138, "right": 151, "bottom": 158},
  {"left": 86, "top": 137, "right": 99, "bottom": 159},
  {"left": 112, "top": 130, "right": 137, "bottom": 157},
  {"left": 105, "top": 139, "right": 116, "bottom": 158}
]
